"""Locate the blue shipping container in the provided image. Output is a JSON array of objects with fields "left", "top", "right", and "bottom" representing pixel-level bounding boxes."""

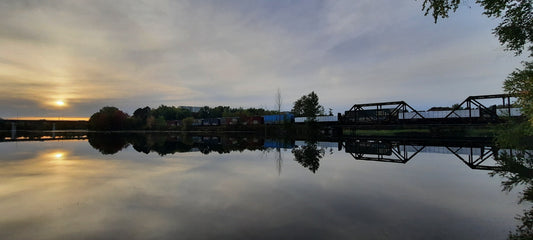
[{"left": 263, "top": 114, "right": 294, "bottom": 124}]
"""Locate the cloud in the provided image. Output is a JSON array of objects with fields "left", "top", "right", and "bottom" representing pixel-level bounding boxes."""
[{"left": 0, "top": 0, "right": 525, "bottom": 117}]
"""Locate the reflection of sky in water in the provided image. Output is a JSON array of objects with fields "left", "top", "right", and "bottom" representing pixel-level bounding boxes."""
[{"left": 0, "top": 141, "right": 526, "bottom": 240}]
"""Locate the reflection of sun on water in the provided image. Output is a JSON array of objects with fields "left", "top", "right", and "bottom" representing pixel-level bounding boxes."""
[{"left": 46, "top": 150, "right": 69, "bottom": 165}]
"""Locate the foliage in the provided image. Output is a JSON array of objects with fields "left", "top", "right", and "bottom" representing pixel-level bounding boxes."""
[
  {"left": 490, "top": 149, "right": 533, "bottom": 240},
  {"left": 88, "top": 106, "right": 130, "bottom": 130},
  {"left": 420, "top": 0, "right": 533, "bottom": 132},
  {"left": 132, "top": 106, "right": 151, "bottom": 129},
  {"left": 182, "top": 117, "right": 194, "bottom": 131},
  {"left": 291, "top": 91, "right": 325, "bottom": 120},
  {"left": 504, "top": 61, "right": 533, "bottom": 125},
  {"left": 87, "top": 133, "right": 130, "bottom": 154},
  {"left": 89, "top": 104, "right": 278, "bottom": 131},
  {"left": 496, "top": 120, "right": 533, "bottom": 149},
  {"left": 151, "top": 105, "right": 193, "bottom": 121},
  {"left": 421, "top": 0, "right": 533, "bottom": 56},
  {"left": 292, "top": 140, "right": 325, "bottom": 173},
  {"left": 153, "top": 116, "right": 167, "bottom": 130}
]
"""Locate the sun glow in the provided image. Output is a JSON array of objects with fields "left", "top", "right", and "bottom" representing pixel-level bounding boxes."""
[
  {"left": 45, "top": 150, "right": 72, "bottom": 165},
  {"left": 55, "top": 100, "right": 65, "bottom": 106}
]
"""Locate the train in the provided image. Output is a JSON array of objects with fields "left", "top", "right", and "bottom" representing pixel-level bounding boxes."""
[
  {"left": 185, "top": 113, "right": 296, "bottom": 127},
  {"left": 343, "top": 107, "right": 522, "bottom": 124},
  {"left": 172, "top": 107, "right": 523, "bottom": 127}
]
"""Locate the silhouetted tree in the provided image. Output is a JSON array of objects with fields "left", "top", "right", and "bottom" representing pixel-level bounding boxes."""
[
  {"left": 292, "top": 140, "right": 325, "bottom": 173},
  {"left": 292, "top": 91, "right": 324, "bottom": 120},
  {"left": 132, "top": 106, "right": 151, "bottom": 129},
  {"left": 88, "top": 106, "right": 130, "bottom": 130},
  {"left": 182, "top": 117, "right": 194, "bottom": 131},
  {"left": 87, "top": 133, "right": 129, "bottom": 154}
]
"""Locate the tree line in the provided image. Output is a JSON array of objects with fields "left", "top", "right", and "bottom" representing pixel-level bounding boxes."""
[
  {"left": 88, "top": 91, "right": 327, "bottom": 131},
  {"left": 88, "top": 105, "right": 280, "bottom": 130}
]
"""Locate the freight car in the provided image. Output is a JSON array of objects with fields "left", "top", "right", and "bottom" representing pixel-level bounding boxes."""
[{"left": 191, "top": 107, "right": 522, "bottom": 127}]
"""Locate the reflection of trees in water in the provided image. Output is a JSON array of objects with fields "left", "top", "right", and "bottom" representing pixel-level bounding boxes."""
[
  {"left": 276, "top": 148, "right": 282, "bottom": 175},
  {"left": 491, "top": 149, "right": 533, "bottom": 239},
  {"left": 87, "top": 133, "right": 266, "bottom": 156},
  {"left": 292, "top": 141, "right": 325, "bottom": 173},
  {"left": 87, "top": 133, "right": 130, "bottom": 155}
]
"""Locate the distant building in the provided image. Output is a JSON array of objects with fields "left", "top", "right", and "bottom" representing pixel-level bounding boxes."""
[{"left": 179, "top": 106, "right": 201, "bottom": 113}]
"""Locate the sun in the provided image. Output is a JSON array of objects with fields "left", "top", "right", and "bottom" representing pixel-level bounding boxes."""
[{"left": 55, "top": 100, "right": 65, "bottom": 106}]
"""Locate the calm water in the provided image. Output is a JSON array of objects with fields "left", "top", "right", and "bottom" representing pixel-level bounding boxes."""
[{"left": 0, "top": 133, "right": 529, "bottom": 240}]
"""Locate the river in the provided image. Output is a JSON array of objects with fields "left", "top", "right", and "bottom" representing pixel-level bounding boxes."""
[{"left": 0, "top": 132, "right": 529, "bottom": 239}]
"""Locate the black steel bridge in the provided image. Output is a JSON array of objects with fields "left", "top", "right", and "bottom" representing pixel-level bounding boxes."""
[
  {"left": 339, "top": 136, "right": 502, "bottom": 171},
  {"left": 339, "top": 94, "right": 520, "bottom": 126}
]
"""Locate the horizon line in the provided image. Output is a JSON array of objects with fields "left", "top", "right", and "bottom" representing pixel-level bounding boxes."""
[{"left": 2, "top": 117, "right": 89, "bottom": 121}]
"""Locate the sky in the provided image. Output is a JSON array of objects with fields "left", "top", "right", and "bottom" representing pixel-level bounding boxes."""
[{"left": 0, "top": 0, "right": 525, "bottom": 119}]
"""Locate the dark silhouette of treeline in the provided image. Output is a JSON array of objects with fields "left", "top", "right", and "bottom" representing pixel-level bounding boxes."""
[
  {"left": 88, "top": 133, "right": 269, "bottom": 155},
  {"left": 88, "top": 105, "right": 278, "bottom": 130},
  {"left": 87, "top": 132, "right": 325, "bottom": 174}
]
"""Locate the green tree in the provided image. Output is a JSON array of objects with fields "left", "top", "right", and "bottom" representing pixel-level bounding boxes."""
[
  {"left": 420, "top": 0, "right": 533, "bottom": 126},
  {"left": 175, "top": 107, "right": 192, "bottom": 120},
  {"left": 421, "top": 0, "right": 533, "bottom": 56},
  {"left": 504, "top": 61, "right": 533, "bottom": 126},
  {"left": 196, "top": 106, "right": 211, "bottom": 119},
  {"left": 152, "top": 105, "right": 179, "bottom": 120},
  {"left": 291, "top": 91, "right": 325, "bottom": 120},
  {"left": 132, "top": 106, "right": 151, "bottom": 129},
  {"left": 182, "top": 117, "right": 194, "bottom": 131},
  {"left": 153, "top": 116, "right": 167, "bottom": 130}
]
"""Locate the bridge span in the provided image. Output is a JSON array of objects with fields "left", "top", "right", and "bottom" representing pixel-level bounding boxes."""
[{"left": 339, "top": 94, "right": 521, "bottom": 127}]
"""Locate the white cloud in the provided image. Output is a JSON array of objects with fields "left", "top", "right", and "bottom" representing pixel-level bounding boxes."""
[{"left": 0, "top": 0, "right": 525, "bottom": 117}]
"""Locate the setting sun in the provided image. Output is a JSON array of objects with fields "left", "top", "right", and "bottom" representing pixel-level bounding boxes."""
[{"left": 55, "top": 100, "right": 65, "bottom": 106}]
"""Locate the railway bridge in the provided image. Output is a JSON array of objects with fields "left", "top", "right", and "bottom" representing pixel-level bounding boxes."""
[{"left": 339, "top": 94, "right": 521, "bottom": 127}]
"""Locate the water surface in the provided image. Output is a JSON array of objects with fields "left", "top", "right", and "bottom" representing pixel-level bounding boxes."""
[{"left": 0, "top": 133, "right": 528, "bottom": 239}]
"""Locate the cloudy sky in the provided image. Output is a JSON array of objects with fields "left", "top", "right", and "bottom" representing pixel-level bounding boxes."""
[{"left": 0, "top": 0, "right": 524, "bottom": 119}]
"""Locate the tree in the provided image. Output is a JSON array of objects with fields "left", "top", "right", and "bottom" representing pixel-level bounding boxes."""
[
  {"left": 182, "top": 117, "right": 194, "bottom": 131},
  {"left": 292, "top": 91, "right": 325, "bottom": 120},
  {"left": 421, "top": 0, "right": 533, "bottom": 56},
  {"left": 133, "top": 106, "right": 151, "bottom": 121},
  {"left": 276, "top": 88, "right": 283, "bottom": 123},
  {"left": 504, "top": 61, "right": 533, "bottom": 126},
  {"left": 420, "top": 0, "right": 533, "bottom": 126},
  {"left": 175, "top": 107, "right": 192, "bottom": 120},
  {"left": 196, "top": 106, "right": 211, "bottom": 119},
  {"left": 88, "top": 106, "right": 130, "bottom": 130},
  {"left": 292, "top": 140, "right": 325, "bottom": 173},
  {"left": 132, "top": 106, "right": 151, "bottom": 129}
]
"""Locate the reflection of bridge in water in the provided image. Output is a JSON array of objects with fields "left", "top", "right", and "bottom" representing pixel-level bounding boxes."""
[
  {"left": 1, "top": 131, "right": 88, "bottom": 142},
  {"left": 339, "top": 137, "right": 500, "bottom": 171},
  {"left": 1, "top": 131, "right": 506, "bottom": 171}
]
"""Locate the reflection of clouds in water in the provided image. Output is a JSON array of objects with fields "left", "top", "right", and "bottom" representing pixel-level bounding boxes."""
[{"left": 0, "top": 140, "right": 527, "bottom": 239}]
